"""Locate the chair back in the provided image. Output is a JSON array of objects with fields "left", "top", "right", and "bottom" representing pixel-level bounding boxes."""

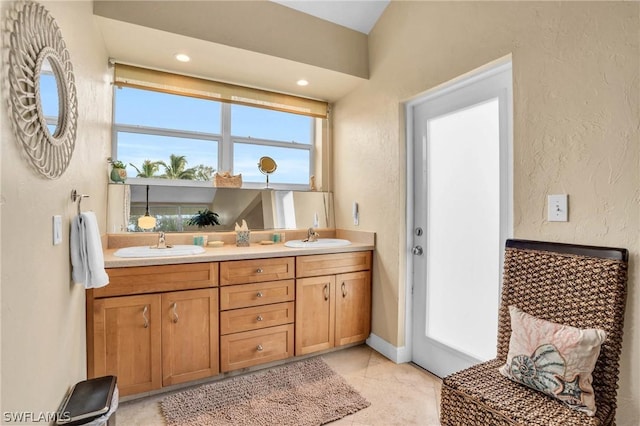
[{"left": 496, "top": 239, "right": 628, "bottom": 414}]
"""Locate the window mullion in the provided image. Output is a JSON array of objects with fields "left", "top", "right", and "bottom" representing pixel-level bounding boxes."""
[
  {"left": 220, "top": 103, "right": 233, "bottom": 173},
  {"left": 112, "top": 85, "right": 118, "bottom": 160},
  {"left": 114, "top": 123, "right": 220, "bottom": 142},
  {"left": 310, "top": 119, "right": 316, "bottom": 179},
  {"left": 231, "top": 136, "right": 312, "bottom": 151}
]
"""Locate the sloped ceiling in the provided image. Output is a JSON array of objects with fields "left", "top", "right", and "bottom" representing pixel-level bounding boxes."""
[{"left": 271, "top": 0, "right": 389, "bottom": 34}]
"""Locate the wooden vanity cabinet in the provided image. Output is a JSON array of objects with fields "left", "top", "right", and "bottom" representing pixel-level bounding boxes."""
[
  {"left": 335, "top": 270, "right": 372, "bottom": 346},
  {"left": 219, "top": 257, "right": 295, "bottom": 372},
  {"left": 161, "top": 288, "right": 219, "bottom": 386},
  {"left": 295, "top": 275, "right": 335, "bottom": 354},
  {"left": 295, "top": 252, "right": 372, "bottom": 356},
  {"left": 87, "top": 263, "right": 219, "bottom": 396},
  {"left": 91, "top": 293, "right": 162, "bottom": 396},
  {"left": 88, "top": 249, "right": 372, "bottom": 395}
]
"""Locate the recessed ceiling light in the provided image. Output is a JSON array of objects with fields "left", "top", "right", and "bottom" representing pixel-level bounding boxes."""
[
  {"left": 297, "top": 79, "right": 309, "bottom": 86},
  {"left": 175, "top": 53, "right": 190, "bottom": 62}
]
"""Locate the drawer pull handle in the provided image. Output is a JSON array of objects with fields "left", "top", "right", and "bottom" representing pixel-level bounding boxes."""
[
  {"left": 257, "top": 344, "right": 264, "bottom": 352},
  {"left": 256, "top": 291, "right": 263, "bottom": 298},
  {"left": 323, "top": 284, "right": 329, "bottom": 301},
  {"left": 257, "top": 315, "right": 264, "bottom": 322},
  {"left": 341, "top": 282, "right": 347, "bottom": 297},
  {"left": 171, "top": 302, "right": 179, "bottom": 324},
  {"left": 142, "top": 305, "right": 149, "bottom": 329},
  {"left": 256, "top": 268, "right": 264, "bottom": 273}
]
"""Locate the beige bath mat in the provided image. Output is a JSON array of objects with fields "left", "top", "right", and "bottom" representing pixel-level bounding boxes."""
[{"left": 160, "top": 357, "right": 370, "bottom": 425}]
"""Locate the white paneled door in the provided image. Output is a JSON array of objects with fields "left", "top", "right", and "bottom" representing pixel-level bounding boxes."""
[{"left": 408, "top": 62, "right": 513, "bottom": 378}]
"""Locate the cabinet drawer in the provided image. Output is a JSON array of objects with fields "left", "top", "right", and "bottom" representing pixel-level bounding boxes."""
[
  {"left": 220, "top": 280, "right": 295, "bottom": 310},
  {"left": 220, "top": 302, "right": 294, "bottom": 335},
  {"left": 296, "top": 251, "right": 372, "bottom": 278},
  {"left": 98, "top": 263, "right": 219, "bottom": 298},
  {"left": 220, "top": 257, "right": 294, "bottom": 285},
  {"left": 220, "top": 324, "right": 294, "bottom": 372}
]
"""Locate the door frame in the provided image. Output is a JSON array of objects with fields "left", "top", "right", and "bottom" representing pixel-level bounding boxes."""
[{"left": 402, "top": 55, "right": 513, "bottom": 364}]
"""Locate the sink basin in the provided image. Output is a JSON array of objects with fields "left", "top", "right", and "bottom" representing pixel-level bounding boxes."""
[
  {"left": 284, "top": 238, "right": 352, "bottom": 249},
  {"left": 113, "top": 245, "right": 206, "bottom": 258}
]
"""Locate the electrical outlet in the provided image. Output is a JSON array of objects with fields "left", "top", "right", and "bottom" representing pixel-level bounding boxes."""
[
  {"left": 53, "top": 215, "right": 63, "bottom": 245},
  {"left": 547, "top": 194, "right": 568, "bottom": 222}
]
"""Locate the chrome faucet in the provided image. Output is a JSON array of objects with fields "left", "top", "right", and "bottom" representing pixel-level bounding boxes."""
[
  {"left": 305, "top": 227, "right": 319, "bottom": 242},
  {"left": 157, "top": 232, "right": 167, "bottom": 249}
]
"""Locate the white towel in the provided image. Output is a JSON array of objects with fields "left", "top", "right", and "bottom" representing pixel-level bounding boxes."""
[{"left": 70, "top": 212, "right": 109, "bottom": 289}]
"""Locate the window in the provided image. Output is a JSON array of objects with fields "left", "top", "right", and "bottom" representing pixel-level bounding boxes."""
[
  {"left": 112, "top": 66, "right": 326, "bottom": 189},
  {"left": 115, "top": 87, "right": 220, "bottom": 133},
  {"left": 129, "top": 204, "right": 207, "bottom": 232},
  {"left": 231, "top": 104, "right": 311, "bottom": 143},
  {"left": 231, "top": 104, "right": 313, "bottom": 185}
]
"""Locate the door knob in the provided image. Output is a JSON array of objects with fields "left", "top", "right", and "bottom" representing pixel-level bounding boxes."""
[{"left": 412, "top": 246, "right": 423, "bottom": 255}]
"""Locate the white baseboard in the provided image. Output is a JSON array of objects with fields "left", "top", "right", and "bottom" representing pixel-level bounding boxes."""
[{"left": 366, "top": 333, "right": 412, "bottom": 364}]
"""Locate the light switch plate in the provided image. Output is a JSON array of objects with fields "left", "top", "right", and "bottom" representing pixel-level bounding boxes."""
[
  {"left": 547, "top": 194, "right": 568, "bottom": 222},
  {"left": 53, "top": 215, "right": 62, "bottom": 245}
]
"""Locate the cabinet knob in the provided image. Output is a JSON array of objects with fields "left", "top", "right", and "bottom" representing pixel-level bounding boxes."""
[
  {"left": 256, "top": 268, "right": 263, "bottom": 273},
  {"left": 256, "top": 315, "right": 264, "bottom": 322},
  {"left": 256, "top": 291, "right": 263, "bottom": 298},
  {"left": 257, "top": 344, "right": 264, "bottom": 352}
]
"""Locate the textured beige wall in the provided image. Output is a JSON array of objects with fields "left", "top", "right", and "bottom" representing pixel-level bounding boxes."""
[
  {"left": 332, "top": 1, "right": 639, "bottom": 424},
  {"left": 0, "top": 0, "right": 111, "bottom": 416}
]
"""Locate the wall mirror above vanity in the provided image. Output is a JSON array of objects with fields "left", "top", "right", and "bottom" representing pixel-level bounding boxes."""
[{"left": 107, "top": 179, "right": 334, "bottom": 233}]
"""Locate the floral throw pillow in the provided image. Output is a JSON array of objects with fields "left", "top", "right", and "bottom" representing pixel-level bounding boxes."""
[{"left": 499, "top": 305, "right": 606, "bottom": 416}]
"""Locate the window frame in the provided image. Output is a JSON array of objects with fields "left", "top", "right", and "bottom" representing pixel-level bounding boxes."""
[{"left": 112, "top": 87, "right": 315, "bottom": 190}]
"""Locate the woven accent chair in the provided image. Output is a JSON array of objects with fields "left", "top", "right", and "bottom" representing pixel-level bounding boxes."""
[{"left": 440, "top": 239, "right": 628, "bottom": 426}]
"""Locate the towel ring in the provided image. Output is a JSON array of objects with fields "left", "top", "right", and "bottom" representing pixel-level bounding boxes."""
[{"left": 71, "top": 189, "right": 90, "bottom": 215}]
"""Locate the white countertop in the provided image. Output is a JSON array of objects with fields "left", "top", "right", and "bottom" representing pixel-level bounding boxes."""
[{"left": 104, "top": 241, "right": 374, "bottom": 268}]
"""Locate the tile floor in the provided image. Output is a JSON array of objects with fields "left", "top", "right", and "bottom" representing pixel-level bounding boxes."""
[{"left": 117, "top": 345, "right": 443, "bottom": 425}]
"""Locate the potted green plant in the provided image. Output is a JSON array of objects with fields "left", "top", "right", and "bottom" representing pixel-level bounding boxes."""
[
  {"left": 107, "top": 157, "right": 127, "bottom": 183},
  {"left": 187, "top": 209, "right": 221, "bottom": 228}
]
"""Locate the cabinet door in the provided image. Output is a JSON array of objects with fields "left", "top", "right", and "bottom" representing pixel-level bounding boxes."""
[
  {"left": 161, "top": 289, "right": 219, "bottom": 386},
  {"left": 335, "top": 271, "right": 372, "bottom": 347},
  {"left": 295, "top": 276, "right": 335, "bottom": 355},
  {"left": 92, "top": 294, "right": 162, "bottom": 396}
]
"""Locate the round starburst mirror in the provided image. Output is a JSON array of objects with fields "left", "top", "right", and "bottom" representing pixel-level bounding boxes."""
[{"left": 6, "top": 1, "right": 78, "bottom": 179}]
